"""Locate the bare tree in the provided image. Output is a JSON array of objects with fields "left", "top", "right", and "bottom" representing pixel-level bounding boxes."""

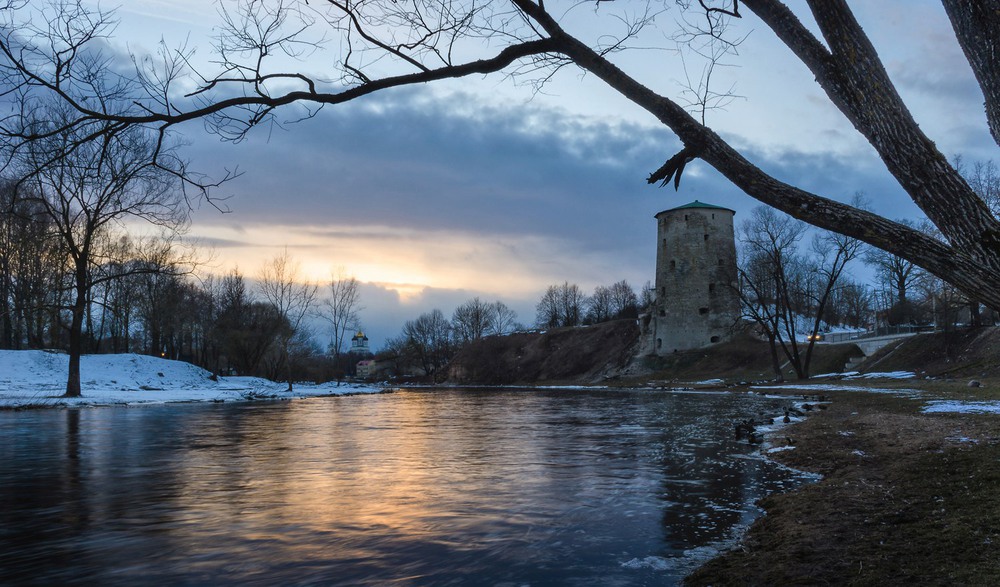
[
  {"left": 535, "top": 282, "right": 585, "bottom": 328},
  {"left": 586, "top": 280, "right": 638, "bottom": 323},
  {"left": 488, "top": 300, "right": 518, "bottom": 336},
  {"left": 741, "top": 205, "right": 861, "bottom": 379},
  {"left": 212, "top": 268, "right": 286, "bottom": 377},
  {"left": 639, "top": 280, "right": 655, "bottom": 313},
  {"left": 827, "top": 280, "right": 872, "bottom": 330},
  {"left": 955, "top": 157, "right": 1000, "bottom": 217},
  {"left": 11, "top": 105, "right": 186, "bottom": 397},
  {"left": 863, "top": 218, "right": 925, "bottom": 312},
  {"left": 0, "top": 178, "right": 59, "bottom": 349},
  {"left": 608, "top": 279, "right": 639, "bottom": 320},
  {"left": 258, "top": 249, "right": 318, "bottom": 391},
  {"left": 3, "top": 1, "right": 1000, "bottom": 310},
  {"left": 586, "top": 285, "right": 614, "bottom": 324},
  {"left": 738, "top": 206, "right": 806, "bottom": 381},
  {"left": 535, "top": 285, "right": 561, "bottom": 329},
  {"left": 323, "top": 268, "right": 362, "bottom": 367},
  {"left": 451, "top": 297, "right": 494, "bottom": 344},
  {"left": 402, "top": 308, "right": 452, "bottom": 377},
  {"left": 801, "top": 227, "right": 862, "bottom": 372}
]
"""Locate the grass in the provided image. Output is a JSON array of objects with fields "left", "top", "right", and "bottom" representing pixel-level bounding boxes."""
[
  {"left": 685, "top": 382, "right": 1000, "bottom": 586},
  {"left": 633, "top": 334, "right": 864, "bottom": 385}
]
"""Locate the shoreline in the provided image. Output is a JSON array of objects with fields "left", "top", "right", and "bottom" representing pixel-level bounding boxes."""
[
  {"left": 7, "top": 350, "right": 1000, "bottom": 583},
  {"left": 685, "top": 379, "right": 1000, "bottom": 585},
  {"left": 0, "top": 383, "right": 393, "bottom": 411}
]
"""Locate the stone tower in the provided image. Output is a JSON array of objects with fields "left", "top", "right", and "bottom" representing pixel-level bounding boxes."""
[{"left": 648, "top": 200, "right": 740, "bottom": 355}]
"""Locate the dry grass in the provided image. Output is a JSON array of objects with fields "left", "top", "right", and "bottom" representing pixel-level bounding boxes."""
[{"left": 686, "top": 384, "right": 1000, "bottom": 585}]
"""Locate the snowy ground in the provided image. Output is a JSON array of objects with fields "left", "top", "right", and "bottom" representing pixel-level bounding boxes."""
[
  {"left": 752, "top": 370, "right": 1000, "bottom": 415},
  {"left": 0, "top": 350, "right": 387, "bottom": 408}
]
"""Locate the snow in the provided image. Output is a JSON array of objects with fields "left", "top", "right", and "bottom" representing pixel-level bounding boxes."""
[
  {"left": 693, "top": 378, "right": 725, "bottom": 385},
  {"left": 752, "top": 383, "right": 924, "bottom": 396},
  {"left": 766, "top": 446, "right": 796, "bottom": 453},
  {"left": 922, "top": 400, "right": 1000, "bottom": 415},
  {"left": 811, "top": 371, "right": 917, "bottom": 380},
  {"left": 844, "top": 371, "right": 916, "bottom": 380},
  {"left": 0, "top": 350, "right": 386, "bottom": 408}
]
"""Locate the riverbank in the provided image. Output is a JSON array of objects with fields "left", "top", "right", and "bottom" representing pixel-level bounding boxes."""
[
  {"left": 686, "top": 377, "right": 1000, "bottom": 585},
  {"left": 0, "top": 350, "right": 386, "bottom": 409}
]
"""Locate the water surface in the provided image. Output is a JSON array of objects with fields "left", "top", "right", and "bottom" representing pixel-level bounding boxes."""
[{"left": 0, "top": 387, "right": 813, "bottom": 585}]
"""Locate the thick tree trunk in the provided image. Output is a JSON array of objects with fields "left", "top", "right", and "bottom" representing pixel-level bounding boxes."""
[
  {"left": 516, "top": 0, "right": 1000, "bottom": 311},
  {"left": 941, "top": 0, "right": 1000, "bottom": 148}
]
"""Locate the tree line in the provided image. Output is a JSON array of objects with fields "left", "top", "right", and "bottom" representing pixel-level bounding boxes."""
[
  {"left": 374, "top": 279, "right": 651, "bottom": 379},
  {"left": 737, "top": 184, "right": 999, "bottom": 381},
  {"left": 3, "top": 1, "right": 999, "bottom": 315},
  {"left": 0, "top": 186, "right": 370, "bottom": 391}
]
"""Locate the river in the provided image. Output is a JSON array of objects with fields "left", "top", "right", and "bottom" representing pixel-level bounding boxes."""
[{"left": 0, "top": 387, "right": 815, "bottom": 585}]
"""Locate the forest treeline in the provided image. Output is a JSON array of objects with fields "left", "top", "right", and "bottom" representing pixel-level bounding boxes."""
[{"left": 5, "top": 178, "right": 999, "bottom": 386}]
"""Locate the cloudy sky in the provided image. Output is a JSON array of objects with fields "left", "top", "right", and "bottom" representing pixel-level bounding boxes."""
[{"left": 69, "top": 1, "right": 998, "bottom": 348}]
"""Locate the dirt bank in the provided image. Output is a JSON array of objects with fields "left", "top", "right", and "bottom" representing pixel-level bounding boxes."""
[
  {"left": 446, "top": 319, "right": 640, "bottom": 385},
  {"left": 686, "top": 380, "right": 1000, "bottom": 585}
]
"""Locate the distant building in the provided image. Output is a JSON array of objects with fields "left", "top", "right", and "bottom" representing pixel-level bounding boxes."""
[
  {"left": 349, "top": 330, "right": 370, "bottom": 355},
  {"left": 356, "top": 359, "right": 375, "bottom": 379},
  {"left": 645, "top": 200, "right": 740, "bottom": 355}
]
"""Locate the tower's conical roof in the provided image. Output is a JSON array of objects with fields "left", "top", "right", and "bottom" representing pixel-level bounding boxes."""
[{"left": 655, "top": 200, "right": 735, "bottom": 217}]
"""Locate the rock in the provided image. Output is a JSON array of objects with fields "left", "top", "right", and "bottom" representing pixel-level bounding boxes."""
[{"left": 969, "top": 380, "right": 982, "bottom": 388}]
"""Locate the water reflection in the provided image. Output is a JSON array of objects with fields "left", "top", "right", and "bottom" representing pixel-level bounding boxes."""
[{"left": 0, "top": 388, "right": 812, "bottom": 585}]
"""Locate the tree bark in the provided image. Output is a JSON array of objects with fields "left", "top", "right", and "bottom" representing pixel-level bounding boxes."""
[
  {"left": 514, "top": 0, "right": 1000, "bottom": 310},
  {"left": 63, "top": 257, "right": 87, "bottom": 398},
  {"left": 941, "top": 0, "right": 1000, "bottom": 148}
]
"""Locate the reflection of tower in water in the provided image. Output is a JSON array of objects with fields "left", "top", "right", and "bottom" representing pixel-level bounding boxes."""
[{"left": 647, "top": 201, "right": 740, "bottom": 355}]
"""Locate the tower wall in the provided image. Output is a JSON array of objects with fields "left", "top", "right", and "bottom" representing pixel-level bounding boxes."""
[{"left": 650, "top": 203, "right": 740, "bottom": 354}]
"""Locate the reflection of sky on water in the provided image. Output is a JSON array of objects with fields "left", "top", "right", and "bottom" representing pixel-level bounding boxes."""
[{"left": 0, "top": 389, "right": 815, "bottom": 585}]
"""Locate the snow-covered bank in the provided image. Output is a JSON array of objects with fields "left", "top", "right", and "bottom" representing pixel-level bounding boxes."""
[{"left": 0, "top": 350, "right": 387, "bottom": 408}]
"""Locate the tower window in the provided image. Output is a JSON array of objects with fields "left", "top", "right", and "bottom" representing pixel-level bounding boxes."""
[
  {"left": 708, "top": 283, "right": 715, "bottom": 294},
  {"left": 704, "top": 234, "right": 709, "bottom": 241},
  {"left": 711, "top": 213, "right": 715, "bottom": 219},
  {"left": 698, "top": 307, "right": 709, "bottom": 315},
  {"left": 659, "top": 310, "right": 666, "bottom": 317},
  {"left": 684, "top": 214, "right": 689, "bottom": 221},
  {"left": 657, "top": 338, "right": 662, "bottom": 349},
  {"left": 718, "top": 259, "right": 724, "bottom": 266},
  {"left": 670, "top": 260, "right": 676, "bottom": 270},
  {"left": 660, "top": 286, "right": 665, "bottom": 296},
  {"left": 711, "top": 335, "right": 721, "bottom": 343}
]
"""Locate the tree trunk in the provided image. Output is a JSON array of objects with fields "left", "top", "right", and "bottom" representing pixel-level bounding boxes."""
[
  {"left": 767, "top": 332, "right": 784, "bottom": 383},
  {"left": 64, "top": 259, "right": 87, "bottom": 398},
  {"left": 518, "top": 0, "right": 1000, "bottom": 310},
  {"left": 941, "top": 0, "right": 1000, "bottom": 148},
  {"left": 284, "top": 344, "right": 293, "bottom": 392}
]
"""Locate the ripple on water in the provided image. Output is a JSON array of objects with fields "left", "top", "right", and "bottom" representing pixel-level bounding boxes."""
[{"left": 0, "top": 387, "right": 816, "bottom": 585}]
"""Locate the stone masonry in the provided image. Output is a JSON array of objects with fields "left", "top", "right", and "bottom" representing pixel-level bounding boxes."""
[{"left": 645, "top": 200, "right": 740, "bottom": 355}]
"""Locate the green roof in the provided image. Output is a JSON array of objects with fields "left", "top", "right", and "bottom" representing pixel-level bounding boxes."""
[{"left": 655, "top": 200, "right": 735, "bottom": 216}]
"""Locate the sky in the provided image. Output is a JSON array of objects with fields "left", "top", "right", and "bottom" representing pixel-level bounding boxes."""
[{"left": 60, "top": 1, "right": 1000, "bottom": 349}]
